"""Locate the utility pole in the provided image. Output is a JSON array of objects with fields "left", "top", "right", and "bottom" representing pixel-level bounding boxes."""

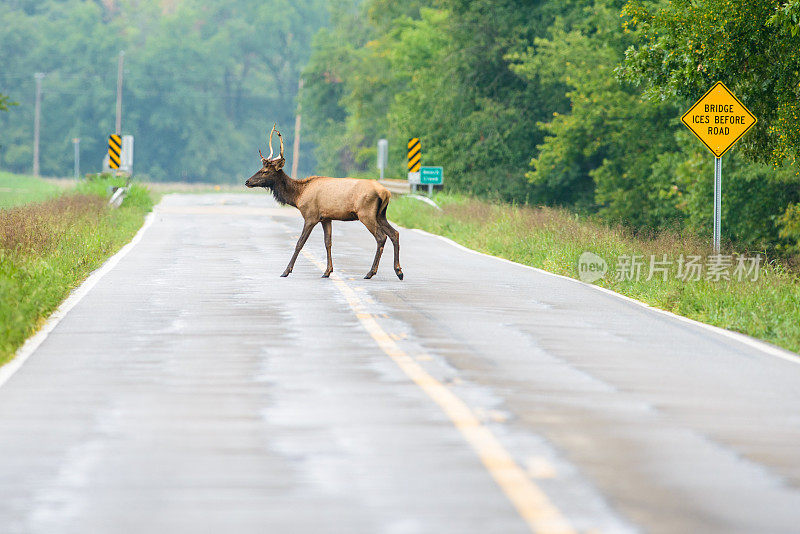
[
  {"left": 72, "top": 138, "right": 81, "bottom": 180},
  {"left": 291, "top": 77, "right": 303, "bottom": 179},
  {"left": 32, "top": 72, "right": 45, "bottom": 177},
  {"left": 116, "top": 50, "right": 125, "bottom": 135}
]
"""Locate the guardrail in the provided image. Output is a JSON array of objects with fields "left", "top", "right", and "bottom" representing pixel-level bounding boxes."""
[{"left": 378, "top": 179, "right": 410, "bottom": 195}]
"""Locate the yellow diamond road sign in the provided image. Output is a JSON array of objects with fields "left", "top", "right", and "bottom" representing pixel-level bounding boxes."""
[{"left": 681, "top": 81, "right": 757, "bottom": 158}]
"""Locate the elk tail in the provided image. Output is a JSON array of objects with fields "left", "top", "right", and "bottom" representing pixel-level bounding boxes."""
[{"left": 377, "top": 189, "right": 391, "bottom": 219}]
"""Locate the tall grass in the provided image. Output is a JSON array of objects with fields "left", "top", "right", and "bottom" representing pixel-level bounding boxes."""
[
  {"left": 0, "top": 171, "right": 62, "bottom": 208},
  {"left": 389, "top": 193, "right": 800, "bottom": 354},
  {"left": 0, "top": 176, "right": 153, "bottom": 365}
]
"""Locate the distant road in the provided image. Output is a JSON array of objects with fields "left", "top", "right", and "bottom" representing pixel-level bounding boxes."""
[{"left": 1, "top": 193, "right": 799, "bottom": 533}]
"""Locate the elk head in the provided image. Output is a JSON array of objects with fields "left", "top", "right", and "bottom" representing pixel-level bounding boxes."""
[{"left": 245, "top": 124, "right": 286, "bottom": 188}]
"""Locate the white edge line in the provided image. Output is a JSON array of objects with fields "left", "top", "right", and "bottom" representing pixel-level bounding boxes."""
[
  {"left": 406, "top": 227, "right": 800, "bottom": 365},
  {"left": 0, "top": 209, "right": 158, "bottom": 388}
]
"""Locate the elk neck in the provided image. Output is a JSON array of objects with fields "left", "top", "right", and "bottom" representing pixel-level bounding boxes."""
[{"left": 268, "top": 170, "right": 303, "bottom": 207}]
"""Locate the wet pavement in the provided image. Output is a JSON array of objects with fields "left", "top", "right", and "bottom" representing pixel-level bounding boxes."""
[{"left": 1, "top": 193, "right": 799, "bottom": 534}]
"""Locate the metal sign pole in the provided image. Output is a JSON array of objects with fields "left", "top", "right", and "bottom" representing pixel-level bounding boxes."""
[
  {"left": 713, "top": 157, "right": 722, "bottom": 253},
  {"left": 377, "top": 138, "right": 387, "bottom": 180}
]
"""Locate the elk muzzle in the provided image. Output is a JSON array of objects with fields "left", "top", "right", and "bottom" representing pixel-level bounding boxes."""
[{"left": 245, "top": 172, "right": 261, "bottom": 188}]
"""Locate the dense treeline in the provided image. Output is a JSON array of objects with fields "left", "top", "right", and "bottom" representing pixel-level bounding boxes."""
[
  {"left": 0, "top": 0, "right": 326, "bottom": 182},
  {"left": 3, "top": 0, "right": 800, "bottom": 252},
  {"left": 301, "top": 0, "right": 800, "bottom": 252}
]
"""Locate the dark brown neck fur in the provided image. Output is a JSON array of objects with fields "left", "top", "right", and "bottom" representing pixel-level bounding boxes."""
[{"left": 268, "top": 170, "right": 303, "bottom": 207}]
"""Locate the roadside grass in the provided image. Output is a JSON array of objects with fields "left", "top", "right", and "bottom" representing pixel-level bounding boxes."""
[
  {"left": 0, "top": 175, "right": 153, "bottom": 366},
  {"left": 389, "top": 193, "right": 800, "bottom": 354},
  {"left": 0, "top": 171, "right": 63, "bottom": 208}
]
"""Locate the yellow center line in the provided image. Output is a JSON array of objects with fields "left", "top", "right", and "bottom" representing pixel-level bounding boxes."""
[{"left": 300, "top": 250, "right": 576, "bottom": 534}]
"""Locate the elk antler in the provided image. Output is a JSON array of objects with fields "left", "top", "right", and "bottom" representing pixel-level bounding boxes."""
[
  {"left": 276, "top": 127, "right": 284, "bottom": 159},
  {"left": 258, "top": 148, "right": 268, "bottom": 166},
  {"left": 267, "top": 123, "right": 277, "bottom": 160}
]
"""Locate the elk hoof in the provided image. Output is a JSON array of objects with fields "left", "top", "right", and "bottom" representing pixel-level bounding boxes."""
[
  {"left": 280, "top": 270, "right": 291, "bottom": 277},
  {"left": 395, "top": 268, "right": 404, "bottom": 280},
  {"left": 364, "top": 272, "right": 375, "bottom": 279},
  {"left": 322, "top": 271, "right": 332, "bottom": 278}
]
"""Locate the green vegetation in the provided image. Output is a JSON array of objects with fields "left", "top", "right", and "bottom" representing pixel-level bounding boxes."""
[
  {"left": 303, "top": 0, "right": 800, "bottom": 254},
  {"left": 3, "top": 0, "right": 798, "bottom": 251},
  {"left": 0, "top": 0, "right": 326, "bottom": 182},
  {"left": 2, "top": 1, "right": 798, "bottom": 352},
  {"left": 0, "top": 93, "right": 14, "bottom": 112},
  {"left": 0, "top": 170, "right": 62, "bottom": 208},
  {"left": 620, "top": 0, "right": 800, "bottom": 164},
  {"left": 0, "top": 174, "right": 153, "bottom": 366},
  {"left": 389, "top": 194, "right": 800, "bottom": 353}
]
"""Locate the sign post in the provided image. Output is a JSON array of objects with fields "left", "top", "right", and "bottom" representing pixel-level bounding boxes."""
[
  {"left": 377, "top": 138, "right": 388, "bottom": 180},
  {"left": 407, "top": 137, "right": 421, "bottom": 192},
  {"left": 121, "top": 134, "right": 134, "bottom": 174},
  {"left": 681, "top": 82, "right": 756, "bottom": 253},
  {"left": 713, "top": 156, "right": 722, "bottom": 253}
]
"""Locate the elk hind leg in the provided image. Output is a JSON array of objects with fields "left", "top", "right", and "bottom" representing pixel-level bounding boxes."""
[
  {"left": 378, "top": 216, "right": 403, "bottom": 280},
  {"left": 360, "top": 215, "right": 386, "bottom": 279}
]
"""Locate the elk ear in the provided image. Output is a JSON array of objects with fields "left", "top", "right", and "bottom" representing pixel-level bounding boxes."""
[{"left": 273, "top": 157, "right": 286, "bottom": 170}]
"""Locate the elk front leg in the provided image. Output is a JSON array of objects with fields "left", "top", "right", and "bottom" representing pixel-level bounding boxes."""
[
  {"left": 321, "top": 219, "right": 333, "bottom": 278},
  {"left": 282, "top": 220, "right": 317, "bottom": 277}
]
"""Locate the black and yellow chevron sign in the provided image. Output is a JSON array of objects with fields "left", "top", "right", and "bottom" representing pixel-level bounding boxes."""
[
  {"left": 407, "top": 138, "right": 421, "bottom": 173},
  {"left": 108, "top": 134, "right": 122, "bottom": 169}
]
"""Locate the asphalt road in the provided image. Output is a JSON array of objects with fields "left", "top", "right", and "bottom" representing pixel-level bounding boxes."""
[{"left": 1, "top": 193, "right": 800, "bottom": 534}]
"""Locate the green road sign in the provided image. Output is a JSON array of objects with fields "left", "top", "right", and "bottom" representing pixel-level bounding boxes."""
[{"left": 420, "top": 166, "right": 443, "bottom": 185}]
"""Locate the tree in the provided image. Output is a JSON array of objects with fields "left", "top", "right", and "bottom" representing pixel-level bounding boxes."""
[
  {"left": 303, "top": 0, "right": 570, "bottom": 200},
  {"left": 0, "top": 94, "right": 14, "bottom": 112},
  {"left": 509, "top": 2, "right": 684, "bottom": 226},
  {"left": 619, "top": 0, "right": 800, "bottom": 164},
  {"left": 301, "top": 0, "right": 427, "bottom": 178},
  {"left": 619, "top": 0, "right": 800, "bottom": 248},
  {"left": 0, "top": 0, "right": 326, "bottom": 181},
  {"left": 299, "top": 0, "right": 800, "bottom": 250}
]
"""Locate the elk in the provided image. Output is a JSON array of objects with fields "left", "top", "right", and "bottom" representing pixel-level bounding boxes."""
[{"left": 245, "top": 125, "right": 403, "bottom": 280}]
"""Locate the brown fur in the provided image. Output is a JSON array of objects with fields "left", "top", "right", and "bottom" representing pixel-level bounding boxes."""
[{"left": 246, "top": 166, "right": 402, "bottom": 280}]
